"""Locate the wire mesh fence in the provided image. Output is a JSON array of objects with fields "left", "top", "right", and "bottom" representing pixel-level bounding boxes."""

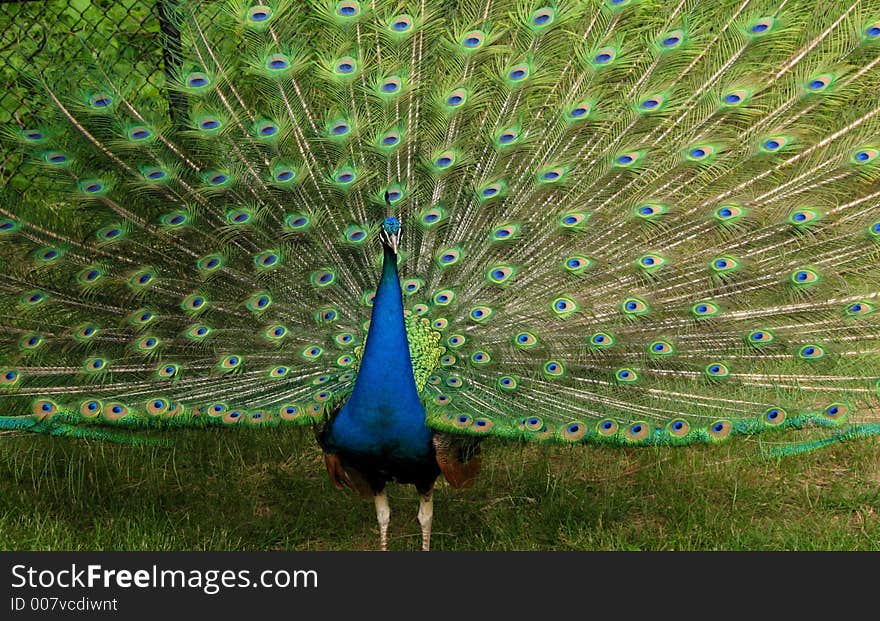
[{"left": 0, "top": 0, "right": 211, "bottom": 187}]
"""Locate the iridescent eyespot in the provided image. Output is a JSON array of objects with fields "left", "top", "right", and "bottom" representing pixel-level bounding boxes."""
[
  {"left": 128, "top": 269, "right": 156, "bottom": 288},
  {"left": 80, "top": 399, "right": 102, "bottom": 418},
  {"left": 33, "top": 399, "right": 58, "bottom": 420},
  {"left": 529, "top": 8, "right": 556, "bottom": 29},
  {"left": 433, "top": 289, "right": 455, "bottom": 306},
  {"left": 498, "top": 376, "right": 517, "bottom": 391},
  {"left": 219, "top": 355, "right": 243, "bottom": 370},
  {"left": 460, "top": 30, "right": 485, "bottom": 50},
  {"left": 563, "top": 255, "right": 591, "bottom": 274},
  {"left": 798, "top": 344, "right": 825, "bottom": 360},
  {"left": 302, "top": 346, "right": 323, "bottom": 359},
  {"left": 703, "top": 362, "right": 729, "bottom": 380},
  {"left": 453, "top": 414, "right": 473, "bottom": 429},
  {"left": 566, "top": 101, "right": 591, "bottom": 122},
  {"left": 311, "top": 269, "right": 336, "bottom": 287},
  {"left": 667, "top": 419, "right": 690, "bottom": 437},
  {"left": 470, "top": 351, "right": 491, "bottom": 365},
  {"left": 562, "top": 422, "right": 586, "bottom": 441},
  {"left": 691, "top": 301, "right": 720, "bottom": 318},
  {"left": 435, "top": 247, "right": 461, "bottom": 267},
  {"left": 638, "top": 94, "right": 666, "bottom": 112},
  {"left": 334, "top": 332, "right": 355, "bottom": 347},
  {"left": 615, "top": 368, "right": 638, "bottom": 383},
  {"left": 492, "top": 224, "right": 520, "bottom": 241},
  {"left": 412, "top": 303, "right": 428, "bottom": 315},
  {"left": 635, "top": 203, "right": 667, "bottom": 220},
  {"left": 559, "top": 212, "right": 588, "bottom": 229},
  {"left": 746, "top": 17, "right": 775, "bottom": 36},
  {"left": 851, "top": 147, "right": 879, "bottom": 164},
  {"left": 84, "top": 357, "right": 108, "bottom": 373},
  {"left": 444, "top": 88, "right": 468, "bottom": 109},
  {"left": 711, "top": 256, "right": 739, "bottom": 274},
  {"left": 714, "top": 204, "right": 745, "bottom": 223},
  {"left": 270, "top": 366, "right": 290, "bottom": 378},
  {"left": 89, "top": 94, "right": 113, "bottom": 108},
  {"left": 0, "top": 218, "right": 19, "bottom": 234},
  {"left": 103, "top": 402, "right": 130, "bottom": 421},
  {"left": 625, "top": 421, "right": 651, "bottom": 442},
  {"left": 543, "top": 360, "right": 565, "bottom": 377},
  {"left": 721, "top": 89, "right": 749, "bottom": 107},
  {"left": 157, "top": 363, "right": 179, "bottom": 378},
  {"left": 142, "top": 167, "right": 168, "bottom": 181},
  {"left": 822, "top": 403, "right": 847, "bottom": 420},
  {"left": 247, "top": 5, "right": 273, "bottom": 23},
  {"left": 185, "top": 72, "right": 211, "bottom": 89},
  {"left": 614, "top": 151, "right": 642, "bottom": 167},
  {"left": 864, "top": 22, "right": 880, "bottom": 39},
  {"left": 523, "top": 416, "right": 544, "bottom": 431},
  {"left": 648, "top": 340, "right": 674, "bottom": 355},
  {"left": 637, "top": 253, "right": 665, "bottom": 271},
  {"left": 440, "top": 354, "right": 456, "bottom": 366},
  {"left": 20, "top": 290, "right": 47, "bottom": 306},
  {"left": 186, "top": 324, "right": 212, "bottom": 340},
  {"left": 487, "top": 265, "right": 515, "bottom": 285},
  {"left": 597, "top": 419, "right": 618, "bottom": 436},
  {"left": 433, "top": 151, "right": 457, "bottom": 170},
  {"left": 551, "top": 297, "right": 578, "bottom": 317},
  {"left": 478, "top": 181, "right": 506, "bottom": 200},
  {"left": 845, "top": 301, "right": 874, "bottom": 316},
  {"left": 591, "top": 47, "right": 617, "bottom": 66},
  {"left": 506, "top": 63, "right": 530, "bottom": 83},
  {"left": 335, "top": 2, "right": 360, "bottom": 18},
  {"left": 687, "top": 144, "right": 716, "bottom": 162},
  {"left": 146, "top": 398, "right": 169, "bottom": 415},
  {"left": 1, "top": 369, "right": 20, "bottom": 385},
  {"left": 285, "top": 213, "right": 310, "bottom": 231},
  {"left": 621, "top": 297, "right": 649, "bottom": 316},
  {"left": 389, "top": 14, "right": 413, "bottom": 33},
  {"left": 266, "top": 53, "right": 291, "bottom": 72},
  {"left": 79, "top": 179, "right": 106, "bottom": 194},
  {"left": 762, "top": 407, "right": 786, "bottom": 425},
  {"left": 589, "top": 332, "right": 615, "bottom": 349},
  {"left": 378, "top": 76, "right": 403, "bottom": 97},
  {"left": 806, "top": 74, "right": 834, "bottom": 93},
  {"left": 747, "top": 329, "right": 775, "bottom": 345},
  {"left": 136, "top": 335, "right": 160, "bottom": 351},
  {"left": 432, "top": 318, "right": 448, "bottom": 330},
  {"left": 657, "top": 29, "right": 685, "bottom": 50},
  {"left": 447, "top": 335, "right": 466, "bottom": 348},
  {"left": 20, "top": 334, "right": 43, "bottom": 350},
  {"left": 334, "top": 56, "right": 357, "bottom": 75},
  {"left": 128, "top": 126, "right": 153, "bottom": 141},
  {"left": 708, "top": 420, "right": 732, "bottom": 440},
  {"left": 514, "top": 332, "right": 538, "bottom": 348},
  {"left": 790, "top": 268, "right": 819, "bottom": 285},
  {"left": 42, "top": 151, "right": 69, "bottom": 165},
  {"left": 245, "top": 291, "right": 272, "bottom": 312},
  {"left": 402, "top": 278, "right": 423, "bottom": 295},
  {"left": 759, "top": 135, "right": 791, "bottom": 153}
]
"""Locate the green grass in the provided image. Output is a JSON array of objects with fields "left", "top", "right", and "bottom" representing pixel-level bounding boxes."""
[{"left": 1, "top": 429, "right": 878, "bottom": 550}]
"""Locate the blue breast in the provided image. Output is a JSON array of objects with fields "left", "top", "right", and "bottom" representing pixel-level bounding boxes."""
[{"left": 326, "top": 246, "right": 432, "bottom": 460}]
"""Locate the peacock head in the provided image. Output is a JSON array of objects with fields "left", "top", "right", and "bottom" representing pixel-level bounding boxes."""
[{"left": 380, "top": 216, "right": 401, "bottom": 254}]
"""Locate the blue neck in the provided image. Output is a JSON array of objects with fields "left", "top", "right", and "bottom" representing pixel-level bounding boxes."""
[{"left": 327, "top": 245, "right": 431, "bottom": 459}]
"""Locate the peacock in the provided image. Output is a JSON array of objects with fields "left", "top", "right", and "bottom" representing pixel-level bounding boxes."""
[{"left": 1, "top": 0, "right": 879, "bottom": 552}]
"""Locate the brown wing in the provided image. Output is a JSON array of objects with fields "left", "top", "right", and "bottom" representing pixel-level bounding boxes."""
[
  {"left": 433, "top": 433, "right": 482, "bottom": 489},
  {"left": 323, "top": 452, "right": 375, "bottom": 499}
]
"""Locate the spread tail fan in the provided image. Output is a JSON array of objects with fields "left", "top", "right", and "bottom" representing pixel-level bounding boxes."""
[{"left": 1, "top": 0, "right": 879, "bottom": 460}]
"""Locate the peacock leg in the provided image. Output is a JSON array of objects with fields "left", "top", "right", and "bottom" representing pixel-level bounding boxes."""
[
  {"left": 374, "top": 491, "right": 391, "bottom": 551},
  {"left": 417, "top": 490, "right": 434, "bottom": 551}
]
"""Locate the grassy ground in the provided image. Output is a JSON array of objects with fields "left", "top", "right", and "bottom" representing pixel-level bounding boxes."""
[{"left": 0, "top": 428, "right": 878, "bottom": 550}]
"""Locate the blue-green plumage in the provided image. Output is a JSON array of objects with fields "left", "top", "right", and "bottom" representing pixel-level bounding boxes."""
[{"left": 323, "top": 232, "right": 432, "bottom": 462}]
